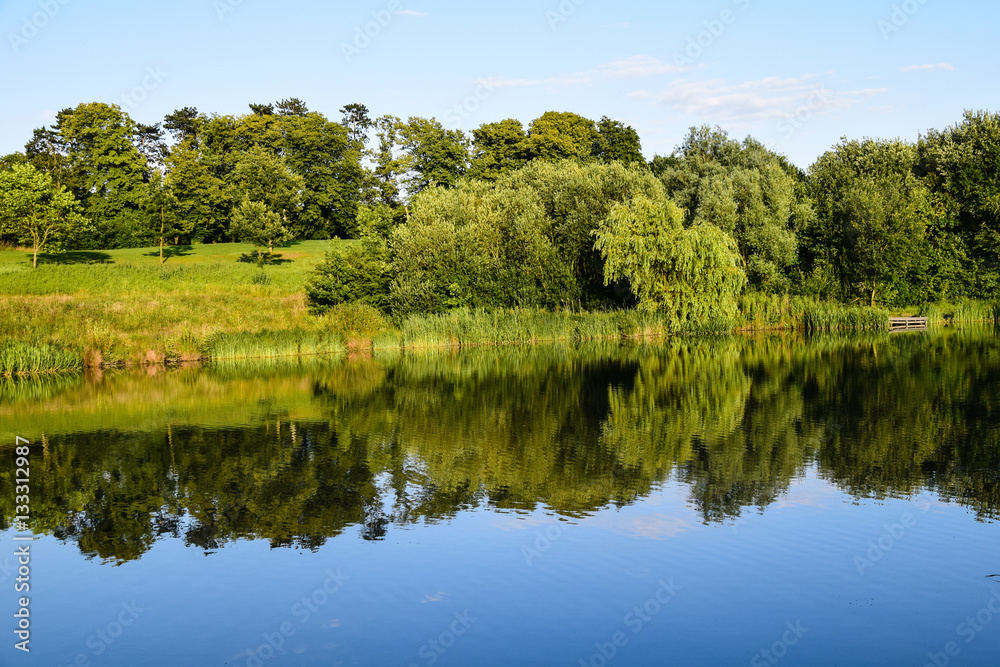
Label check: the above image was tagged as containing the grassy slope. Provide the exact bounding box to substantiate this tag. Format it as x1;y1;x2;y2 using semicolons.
0;240;342;365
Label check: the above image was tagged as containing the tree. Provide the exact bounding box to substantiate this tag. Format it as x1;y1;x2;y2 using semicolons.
467;119;529;181
227;147;303;257
594;195;747;327
593;116;644;165
918;110;1000;292
276;98;309;117
807;138;932;305
654;126;811;292
50;103;150;248
369;115;403;207
279;111;361;239
340;103;374;150
524;111;599;162
229;199;292;261
396;116;470;196
143;171;180;263
164;107;202;146
163;138;228;244
0;164;86;267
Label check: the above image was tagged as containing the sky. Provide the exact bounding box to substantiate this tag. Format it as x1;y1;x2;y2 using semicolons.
0;0;995;168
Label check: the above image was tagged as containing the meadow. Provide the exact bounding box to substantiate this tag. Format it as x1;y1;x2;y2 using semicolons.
0;240;338;372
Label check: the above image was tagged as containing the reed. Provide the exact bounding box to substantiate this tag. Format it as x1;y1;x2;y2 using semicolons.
0;341;83;377
918;299;1000;323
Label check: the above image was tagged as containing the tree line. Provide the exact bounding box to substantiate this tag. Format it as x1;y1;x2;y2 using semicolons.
1;100;998;310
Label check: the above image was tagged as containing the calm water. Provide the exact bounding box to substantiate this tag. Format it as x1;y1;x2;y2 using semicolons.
2;328;999;666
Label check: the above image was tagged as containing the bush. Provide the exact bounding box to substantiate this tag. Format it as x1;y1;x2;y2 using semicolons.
305;239;391;314
323;303;390;344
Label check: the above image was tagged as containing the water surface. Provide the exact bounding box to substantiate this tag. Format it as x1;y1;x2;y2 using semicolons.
2;328;999;665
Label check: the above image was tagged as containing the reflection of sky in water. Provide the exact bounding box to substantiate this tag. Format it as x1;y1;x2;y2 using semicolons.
5;470;998;666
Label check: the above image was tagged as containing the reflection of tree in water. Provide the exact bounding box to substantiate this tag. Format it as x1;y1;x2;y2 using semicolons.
3;328;999;563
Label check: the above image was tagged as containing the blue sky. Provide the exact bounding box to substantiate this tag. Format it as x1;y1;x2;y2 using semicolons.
0;0;995;168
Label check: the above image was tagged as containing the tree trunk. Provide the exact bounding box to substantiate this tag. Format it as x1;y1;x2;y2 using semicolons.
870;287;876;308
32;246;38;269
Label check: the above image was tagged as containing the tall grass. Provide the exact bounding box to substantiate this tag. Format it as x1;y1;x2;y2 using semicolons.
0;341;83;377
918;299;1000;323
735;293;889;332
800;302;889;332
207;329;344;361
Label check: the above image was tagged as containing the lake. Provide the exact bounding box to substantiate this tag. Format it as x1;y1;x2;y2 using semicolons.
2;327;999;666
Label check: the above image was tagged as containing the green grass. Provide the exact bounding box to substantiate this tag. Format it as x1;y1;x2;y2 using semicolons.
0;240;344;366
0;341;82;377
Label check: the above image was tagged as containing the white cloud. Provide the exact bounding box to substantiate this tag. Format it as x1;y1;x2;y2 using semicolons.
900;63;955;72
636;75;888;124
396;9;428;17
548;55;685;85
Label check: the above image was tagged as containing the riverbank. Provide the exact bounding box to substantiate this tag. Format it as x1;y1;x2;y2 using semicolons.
1;242;996;375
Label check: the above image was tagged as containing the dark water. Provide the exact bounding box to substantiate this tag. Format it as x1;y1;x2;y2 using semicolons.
2;328;999;666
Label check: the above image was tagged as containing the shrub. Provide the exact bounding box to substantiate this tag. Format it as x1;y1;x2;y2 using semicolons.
305;238;391;314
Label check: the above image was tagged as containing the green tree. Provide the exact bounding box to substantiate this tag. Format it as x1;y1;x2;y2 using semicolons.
229;199;292;260
807;138;932;305
396;116;470;196
0;163;86;267
593;116;644;165
467;119;529;181
524;111;598;162
163;137;228;244
227;147;303;257
594;195;747;327
654;126;811;292
143;170;180;263
50;103;151;248
279;110;362;239
918;110;1000;292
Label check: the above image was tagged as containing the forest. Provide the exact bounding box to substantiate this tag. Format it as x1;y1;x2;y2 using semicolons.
1;100;999;319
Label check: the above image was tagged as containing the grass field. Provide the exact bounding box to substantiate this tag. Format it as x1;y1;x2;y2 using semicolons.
0;240;342;370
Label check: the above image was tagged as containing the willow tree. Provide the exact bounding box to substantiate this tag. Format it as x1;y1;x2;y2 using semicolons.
594;195;747;328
